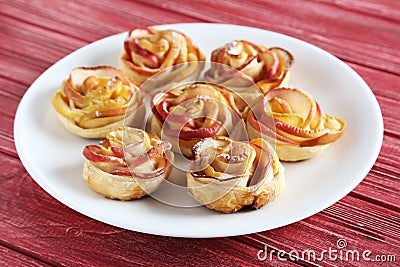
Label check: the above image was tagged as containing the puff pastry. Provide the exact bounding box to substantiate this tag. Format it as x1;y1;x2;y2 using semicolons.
82;127;173;200
52;66;145;138
205;40;293;95
246;87;346;161
120;28;205;87
150;82;243;158
187;137;285;213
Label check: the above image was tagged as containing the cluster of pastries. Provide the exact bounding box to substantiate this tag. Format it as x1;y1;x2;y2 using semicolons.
51;27;346;213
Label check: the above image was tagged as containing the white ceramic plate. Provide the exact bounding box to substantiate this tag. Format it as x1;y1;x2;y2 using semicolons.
14;23;383;238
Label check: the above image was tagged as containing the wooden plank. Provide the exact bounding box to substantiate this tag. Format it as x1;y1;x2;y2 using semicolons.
0;16;87;72
323;197;400;246
376;97;400;138
1;136;398;267
2;149;398;266
138;0;400;75
374;134;400;175
0;0;200;91
0;94;18;157
348;63;400;102
0;246;52;267
236;195;399;267
1;0;199;44
351;166;400;212
1;0;399;266
0;0;399;222
0;153;302;266
326;0;400;23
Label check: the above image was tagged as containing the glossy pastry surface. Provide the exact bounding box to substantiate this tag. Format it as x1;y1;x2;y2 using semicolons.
205;40;293;94
120;28;205;87
246;87;346;161
82;127;173;200
151;82;244;158
187;137;285;213
52;66;145;138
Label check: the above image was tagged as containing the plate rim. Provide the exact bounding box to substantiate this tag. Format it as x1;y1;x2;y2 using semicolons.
14;22;384;238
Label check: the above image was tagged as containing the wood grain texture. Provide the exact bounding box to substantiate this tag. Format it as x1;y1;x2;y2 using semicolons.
0;153;299;267
1;152;398;266
0;246;51;267
236;196;400;267
138;0;400;74
0;0;399;266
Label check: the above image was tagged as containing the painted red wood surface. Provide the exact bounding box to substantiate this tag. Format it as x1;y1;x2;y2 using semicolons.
1;0;399;266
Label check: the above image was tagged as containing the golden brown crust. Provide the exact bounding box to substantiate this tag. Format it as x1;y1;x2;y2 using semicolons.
187;137;285;213
52;66;145;138
55;107;144;139
150;82;243;158
205;40;293;95
246;87;346;161
82;127;173;200
119;28;205;86
83;159;148;200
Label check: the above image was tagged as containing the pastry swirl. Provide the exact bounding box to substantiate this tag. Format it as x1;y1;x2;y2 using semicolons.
205;40;293;94
150;82;243;158
82;127;173;200
187;137;285;213
120;28;205;87
246;87;346;161
52;66;145;138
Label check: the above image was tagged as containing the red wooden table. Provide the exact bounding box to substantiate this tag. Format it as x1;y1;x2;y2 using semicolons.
1;0;399;266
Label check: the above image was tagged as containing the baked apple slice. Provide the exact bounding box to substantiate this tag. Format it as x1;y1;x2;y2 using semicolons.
151;82;244;158
52;66;145;138
246;87;346;161
120;28;205;87
187;136;285;213
205;40;293;94
82;127;173;200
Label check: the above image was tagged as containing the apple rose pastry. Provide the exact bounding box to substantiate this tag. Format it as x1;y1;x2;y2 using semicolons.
246;87;346;161
151;82;243;158
187;137;285;213
52;66;145;138
82;127;173;200
120;28;205;87
205;40;293;94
